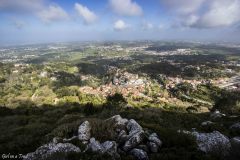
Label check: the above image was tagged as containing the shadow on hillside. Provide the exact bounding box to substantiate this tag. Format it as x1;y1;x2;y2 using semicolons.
0;98;239;160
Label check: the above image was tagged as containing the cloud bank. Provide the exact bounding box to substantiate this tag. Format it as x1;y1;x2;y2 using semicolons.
109;0;142;16
75;3;97;25
38;5;69;23
162;0;240;28
114;20;128;31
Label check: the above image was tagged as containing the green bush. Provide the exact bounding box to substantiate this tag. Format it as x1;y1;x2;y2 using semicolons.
105;93;127;110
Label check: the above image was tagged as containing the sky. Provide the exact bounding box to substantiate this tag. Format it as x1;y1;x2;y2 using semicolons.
1;0;240;44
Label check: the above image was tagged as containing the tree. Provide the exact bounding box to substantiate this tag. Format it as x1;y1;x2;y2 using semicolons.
105;93;127;110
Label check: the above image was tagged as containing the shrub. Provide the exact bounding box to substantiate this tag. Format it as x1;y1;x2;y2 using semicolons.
105;93;127;110
214;90;240;114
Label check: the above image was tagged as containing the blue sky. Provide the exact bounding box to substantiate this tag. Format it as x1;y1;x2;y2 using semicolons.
0;0;240;44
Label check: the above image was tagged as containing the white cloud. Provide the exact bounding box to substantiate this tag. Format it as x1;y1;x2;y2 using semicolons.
161;0;205;15
74;3;97;25
109;0;142;16
193;0;240;28
142;21;153;30
38;5;69;23
163;0;240;29
183;15;199;26
114;20;128;31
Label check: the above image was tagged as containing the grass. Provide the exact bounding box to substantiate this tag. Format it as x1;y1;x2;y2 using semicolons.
1;99;239;160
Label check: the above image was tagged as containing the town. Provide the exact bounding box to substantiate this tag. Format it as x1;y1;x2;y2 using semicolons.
1;41;240;160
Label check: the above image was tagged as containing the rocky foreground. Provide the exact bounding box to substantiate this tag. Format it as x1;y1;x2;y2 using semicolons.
23;113;240;160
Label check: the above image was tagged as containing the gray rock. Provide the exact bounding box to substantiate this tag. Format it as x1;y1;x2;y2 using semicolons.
118;130;128;144
117;148;127;156
129;148;149;160
229;115;239;118
127;119;143;135
147;142;159;153
192;131;231;155
63;136;78;143
102;141;120;159
107;115;128;129
86;138;103;153
53;137;63;144
136;145;149;153
201;121;214;126
123;131;145;151
147;133;162;153
210;110;226;120
86;139;120;159
23;143;81;160
78;121;91;143
230;122;240;132
177;129;191;134
148;133;162;147
231;137;240;148
230;137;240;158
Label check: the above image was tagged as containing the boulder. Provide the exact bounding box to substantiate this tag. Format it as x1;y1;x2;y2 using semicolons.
102;141;120;159
210;110;225;120
147;142;159;153
136;145;149;153
23;116;163;160
123;131;145;151
147;133;162;153
148;133;162;147
231;137;240;148
86;139;120;159
177;129;191;134
117;130;128;144
53;137;63;144
192;131;231;155
129;148;149;160
78;121;91;143
117;148;127;156
63;136;78;143
126;119;143;135
230;137;240;158
86;138;103;153
107;115;128;129
230;122;240;133
201;121;214;127
23;143;81;160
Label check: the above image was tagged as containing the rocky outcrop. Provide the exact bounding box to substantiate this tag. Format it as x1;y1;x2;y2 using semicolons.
85;138;120;158
122;131;145;151
101;141;120;159
192;131;231;155
86;138;103;153
201;121;214;127
107;115;128;129
230;137;240;159
23;142;81;160
24;115;162;160
78;121;91;144
147;133;162;153
129;148;149;160
210;110;226;120
231;137;240;149
127;119;143;135
121;119;145;151
230;122;240;133
63;136;78;143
